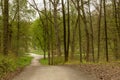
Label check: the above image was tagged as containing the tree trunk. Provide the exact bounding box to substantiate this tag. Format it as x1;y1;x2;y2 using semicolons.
81;0;90;62
88;0;95;62
97;0;102;62
43;0;50;64
53;3;62;56
77;0;82;62
3;0;9;55
66;0;70;60
61;0;68;62
0;0;3;52
103;0;109;62
113;0;120;40
16;0;20;56
49;0;54;65
71;18;78;59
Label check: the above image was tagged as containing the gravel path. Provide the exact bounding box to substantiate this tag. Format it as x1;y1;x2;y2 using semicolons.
12;53;97;80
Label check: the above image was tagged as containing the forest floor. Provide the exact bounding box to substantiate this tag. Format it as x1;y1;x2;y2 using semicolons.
12;53;97;80
77;62;120;80
11;53;120;80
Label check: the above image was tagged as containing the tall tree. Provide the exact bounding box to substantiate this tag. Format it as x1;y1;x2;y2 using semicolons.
3;0;9;55
103;0;109;62
81;0;90;61
30;0;48;59
111;0;119;60
97;0;102;62
76;0;82;62
49;0;54;65
0;0;3;52
16;0;20;55
66;0;70;59
50;0;62;56
61;0;68;62
88;0;95;62
43;0;51;64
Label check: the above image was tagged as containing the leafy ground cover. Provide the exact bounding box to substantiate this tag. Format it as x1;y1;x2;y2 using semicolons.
77;63;120;80
0;54;32;80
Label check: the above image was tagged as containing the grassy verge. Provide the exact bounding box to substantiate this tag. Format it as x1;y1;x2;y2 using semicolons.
40;58;48;65
16;55;32;68
0;54;32;78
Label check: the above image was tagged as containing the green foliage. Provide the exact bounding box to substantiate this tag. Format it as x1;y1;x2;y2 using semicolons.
16;55;32;67
32;50;47;55
40;56;64;65
0;54;32;78
54;56;64;65
40;58;48;65
10;21;31;55
31;19;44;49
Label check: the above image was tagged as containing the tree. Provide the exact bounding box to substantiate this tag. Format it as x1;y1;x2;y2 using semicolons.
3;0;9;55
112;0;120;40
103;0;109;62
16;0;20;55
61;0;68;62
66;0;70;60
50;0;62;56
88;0;95;62
76;0;82;62
0;16;2;52
81;0;90;61
97;0;102;62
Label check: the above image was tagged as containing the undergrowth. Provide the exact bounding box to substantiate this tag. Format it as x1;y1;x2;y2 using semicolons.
0;54;32;78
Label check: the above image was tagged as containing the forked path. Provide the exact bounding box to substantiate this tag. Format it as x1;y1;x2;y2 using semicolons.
12;53;97;80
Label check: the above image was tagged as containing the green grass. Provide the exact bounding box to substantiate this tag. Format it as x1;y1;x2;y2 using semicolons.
40;56;82;65
0;54;32;78
40;58;48;65
39;56;64;65
39;54;120;65
16;55;32;67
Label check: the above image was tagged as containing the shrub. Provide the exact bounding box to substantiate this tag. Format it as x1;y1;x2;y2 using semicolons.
0;54;32;78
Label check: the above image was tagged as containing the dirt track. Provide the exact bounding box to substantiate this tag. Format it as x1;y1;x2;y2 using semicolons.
12;53;97;80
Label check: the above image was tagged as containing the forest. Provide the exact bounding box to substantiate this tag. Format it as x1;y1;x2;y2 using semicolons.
0;0;120;80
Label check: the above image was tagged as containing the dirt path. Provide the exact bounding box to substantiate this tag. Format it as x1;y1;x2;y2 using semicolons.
12;53;97;80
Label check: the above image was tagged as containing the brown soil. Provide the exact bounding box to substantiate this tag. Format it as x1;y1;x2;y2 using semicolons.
77;63;120;80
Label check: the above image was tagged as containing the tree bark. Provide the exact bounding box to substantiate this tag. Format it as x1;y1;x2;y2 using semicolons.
103;0;109;62
61;0;67;62
76;0;82;62
16;0;20;56
81;0;90;62
97;0;102;62
66;0;70;60
88;0;95;62
3;0;9;55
